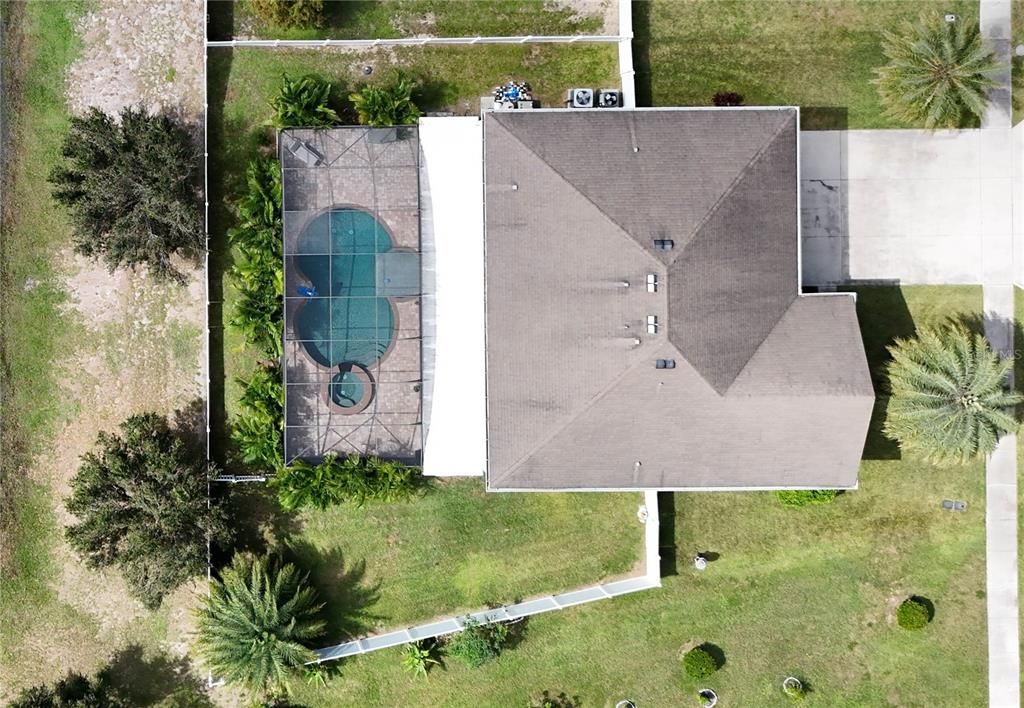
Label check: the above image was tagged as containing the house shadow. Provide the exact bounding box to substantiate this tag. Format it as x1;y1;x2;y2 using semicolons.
657;491;677;577
283;539;383;642
106;644;214;707
631;1;653;107
206;0;233;42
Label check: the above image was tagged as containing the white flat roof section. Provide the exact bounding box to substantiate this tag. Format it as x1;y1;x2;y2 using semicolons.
419;117;486;477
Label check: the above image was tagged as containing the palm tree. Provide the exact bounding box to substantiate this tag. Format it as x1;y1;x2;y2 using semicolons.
350;73;422;127
195;552;326;698
268;74;340;129
874;15;1000;129
884;325;1021;464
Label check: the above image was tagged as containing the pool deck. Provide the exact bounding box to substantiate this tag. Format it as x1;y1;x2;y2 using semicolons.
281;127;423;463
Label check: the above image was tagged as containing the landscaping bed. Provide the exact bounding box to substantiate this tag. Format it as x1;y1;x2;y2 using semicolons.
635;0;977;128
284;286;987;706
229;479;643;643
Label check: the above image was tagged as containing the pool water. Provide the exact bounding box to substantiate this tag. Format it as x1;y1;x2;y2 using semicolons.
294;208;395;368
329;370;365;408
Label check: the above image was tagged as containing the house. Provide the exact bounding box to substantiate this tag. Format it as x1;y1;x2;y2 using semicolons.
480;107;874;490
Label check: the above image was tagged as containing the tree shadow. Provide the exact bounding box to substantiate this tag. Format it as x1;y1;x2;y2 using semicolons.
105;644;214;707
501;616;530;652
631;1;652;107
216;484;303;565
171;397;206;462
698;551;720;563
413;77;459;114
283;539;383;642
657;491;677;577
529;690;581;708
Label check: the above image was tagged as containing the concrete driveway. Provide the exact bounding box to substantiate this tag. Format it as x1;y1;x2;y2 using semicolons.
800;129;1003;286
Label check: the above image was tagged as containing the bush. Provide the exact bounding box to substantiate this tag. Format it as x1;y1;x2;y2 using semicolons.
49;106;202;282
272;454;421;510
712;91;744;106
401;640;441;678
64;413;228;609
350;73;422;127
10;670;127;708
775;489;838;507
896;597;931;630
447;619;510;668
248;0;324;29
683;646;719;680
269;73;339;129
232;364;284;472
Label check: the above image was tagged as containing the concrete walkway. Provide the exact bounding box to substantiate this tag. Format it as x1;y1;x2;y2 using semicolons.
981;1;1020;705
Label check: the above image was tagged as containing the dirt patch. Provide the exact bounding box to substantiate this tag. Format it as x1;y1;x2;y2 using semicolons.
66;0;205;121
549;0;616;35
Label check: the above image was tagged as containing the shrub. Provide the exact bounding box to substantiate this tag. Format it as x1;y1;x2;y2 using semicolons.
775;489;838;507
712;91;744;106
196;552;325;698
683;646;719;680
874;15;999;129
350;73;422;127
248;0;324;29
896;597;931;630
272;454;421;510
447;619;510;668
232;364;284;472
884;325;1021;464
401;640;441;678
49;106;202;282
64;413;227;609
9;670;127;708
269;73;339;129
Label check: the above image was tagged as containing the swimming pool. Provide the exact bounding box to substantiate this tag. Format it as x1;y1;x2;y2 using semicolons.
293;208;395;369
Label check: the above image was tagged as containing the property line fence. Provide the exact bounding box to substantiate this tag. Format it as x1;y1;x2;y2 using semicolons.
311;491;661;663
207;35;624;48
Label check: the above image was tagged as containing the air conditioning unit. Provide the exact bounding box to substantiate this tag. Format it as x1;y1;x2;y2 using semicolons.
567;88;594;108
597;89;620;108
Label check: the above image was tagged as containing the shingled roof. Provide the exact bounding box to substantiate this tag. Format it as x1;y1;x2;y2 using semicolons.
483;108;874;490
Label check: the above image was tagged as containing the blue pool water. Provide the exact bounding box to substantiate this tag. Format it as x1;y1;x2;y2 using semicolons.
294;208;394;368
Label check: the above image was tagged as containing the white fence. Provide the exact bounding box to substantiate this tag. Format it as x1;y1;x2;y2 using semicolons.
312;490;661;664
207;35;623;48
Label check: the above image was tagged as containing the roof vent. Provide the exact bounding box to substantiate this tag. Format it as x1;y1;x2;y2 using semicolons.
653;239;674;251
646;274;658;293
646;315;659;334
655;359;676;369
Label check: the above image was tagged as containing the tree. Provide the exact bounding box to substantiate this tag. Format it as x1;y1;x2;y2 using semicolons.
874;15;1000;129
64;413;227;609
248;0;324;29
884;325;1021;464
269;74;340;129
446;619;509;668
9;670;127;708
195;552;326;698
49;106;202;282
350;73;422;127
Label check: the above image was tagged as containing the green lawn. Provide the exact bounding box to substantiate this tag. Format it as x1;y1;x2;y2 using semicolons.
230;480;643;643
207;43;619;466
224;0;606;41
635;0;977;128
281;286;987;707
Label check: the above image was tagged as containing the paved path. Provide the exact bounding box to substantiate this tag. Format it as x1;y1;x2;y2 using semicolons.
981;1;1020;706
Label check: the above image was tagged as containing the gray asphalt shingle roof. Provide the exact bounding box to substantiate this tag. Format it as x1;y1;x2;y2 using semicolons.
483;108;874;490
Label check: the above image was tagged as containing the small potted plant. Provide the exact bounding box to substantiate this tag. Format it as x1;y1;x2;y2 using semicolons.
782;676;805;700
697;688;718;706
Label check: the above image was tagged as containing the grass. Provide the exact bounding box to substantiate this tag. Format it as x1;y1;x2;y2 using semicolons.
207;43;619;466
225;0;605;41
278;286;987;706
230;480;643;642
634;0;977;128
0;0;86;667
